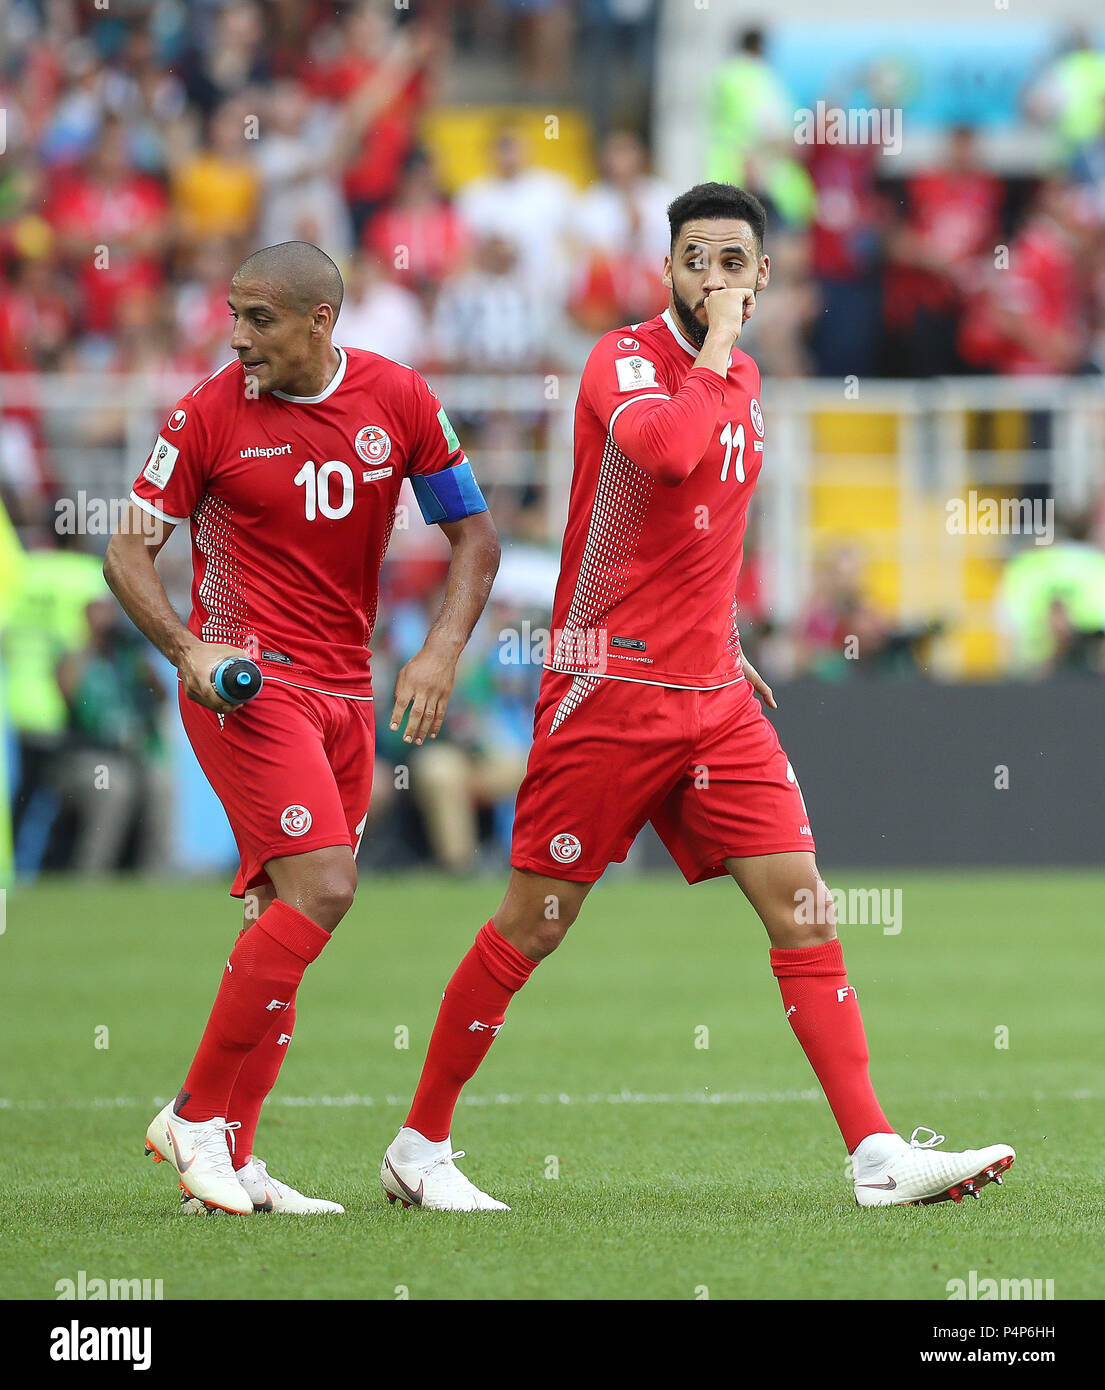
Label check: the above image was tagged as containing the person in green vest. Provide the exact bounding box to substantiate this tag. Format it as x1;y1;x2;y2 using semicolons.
0;498;26;890
2;532;109;875
1025;30;1105;165
996;513;1105;674
707;27;816;229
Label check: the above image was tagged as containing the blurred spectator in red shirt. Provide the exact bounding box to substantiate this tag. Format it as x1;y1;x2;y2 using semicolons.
0;254;75;373
46;115;169;341
884;126;1004;376
797;545;894;678
174;237;240;374
959;180;1096;375
806;140;887;378
306;8;440;239
364;149;469;304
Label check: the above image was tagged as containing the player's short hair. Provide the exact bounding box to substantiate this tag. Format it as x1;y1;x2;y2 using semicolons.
232;242;345;321
668;183;768;255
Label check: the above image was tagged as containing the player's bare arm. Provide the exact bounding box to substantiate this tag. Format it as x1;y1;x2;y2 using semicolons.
103;502;251;715
390;510;501;745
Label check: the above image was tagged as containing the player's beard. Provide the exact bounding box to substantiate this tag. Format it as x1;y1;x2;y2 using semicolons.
670;283;709;349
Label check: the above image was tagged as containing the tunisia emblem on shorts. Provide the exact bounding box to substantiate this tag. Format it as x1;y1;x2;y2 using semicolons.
354;424;392;465
550;832;582;864
280;804;312;837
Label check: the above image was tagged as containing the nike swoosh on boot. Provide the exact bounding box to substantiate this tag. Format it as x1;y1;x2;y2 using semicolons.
385;1157;424;1206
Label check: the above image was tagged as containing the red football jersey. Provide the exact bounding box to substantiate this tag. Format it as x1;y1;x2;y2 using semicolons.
129;346;467;698
547;309;764;688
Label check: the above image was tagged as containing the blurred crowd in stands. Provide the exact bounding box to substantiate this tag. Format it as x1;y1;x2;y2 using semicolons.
1;2;1104;877
709;27;1105;381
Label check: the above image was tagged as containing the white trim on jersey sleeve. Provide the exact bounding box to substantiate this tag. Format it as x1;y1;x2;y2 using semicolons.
608;392;671;434
130;490;189;525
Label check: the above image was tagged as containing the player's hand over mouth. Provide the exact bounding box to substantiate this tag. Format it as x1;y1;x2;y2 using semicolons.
704;286;757;342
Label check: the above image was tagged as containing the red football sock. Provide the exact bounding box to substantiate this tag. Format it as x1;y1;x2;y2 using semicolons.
226;999;296;1169
405;921;538;1142
771;939;894;1153
176;901;328;1123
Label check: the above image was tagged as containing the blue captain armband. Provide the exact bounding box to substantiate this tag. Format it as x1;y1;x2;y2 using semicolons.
409;460;489;524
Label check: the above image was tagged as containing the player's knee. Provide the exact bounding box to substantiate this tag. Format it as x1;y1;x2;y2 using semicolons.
525;918;572;960
307;871;357;931
493;910;573;960
772;876;836;947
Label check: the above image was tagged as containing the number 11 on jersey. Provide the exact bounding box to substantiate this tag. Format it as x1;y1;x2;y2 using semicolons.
719;422;745;483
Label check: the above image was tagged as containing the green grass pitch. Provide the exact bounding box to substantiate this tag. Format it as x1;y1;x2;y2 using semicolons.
1;870;1101;1301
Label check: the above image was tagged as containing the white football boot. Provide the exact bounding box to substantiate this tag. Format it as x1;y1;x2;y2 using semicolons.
853;1127;1015;1207
380;1127;510;1211
144;1102;252;1215
180;1156;345;1215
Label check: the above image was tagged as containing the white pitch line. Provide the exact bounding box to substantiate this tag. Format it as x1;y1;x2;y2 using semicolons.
0;1088;1100;1112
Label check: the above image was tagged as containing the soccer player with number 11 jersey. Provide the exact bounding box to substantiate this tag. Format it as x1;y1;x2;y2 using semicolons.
381;184;1015;1212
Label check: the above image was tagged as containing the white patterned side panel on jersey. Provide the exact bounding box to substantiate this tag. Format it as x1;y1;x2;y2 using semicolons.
549;674;602;735
727;593;742;666
550;434;654;673
195;492;252;648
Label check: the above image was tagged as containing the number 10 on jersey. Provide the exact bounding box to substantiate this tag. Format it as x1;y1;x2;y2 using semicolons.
294;459;355;520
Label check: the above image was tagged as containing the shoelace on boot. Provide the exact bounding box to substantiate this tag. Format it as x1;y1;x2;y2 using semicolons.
195;1119;241;1176
908;1127;946;1150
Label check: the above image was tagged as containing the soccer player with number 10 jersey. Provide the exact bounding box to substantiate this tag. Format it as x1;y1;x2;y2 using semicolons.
105;241;500;1214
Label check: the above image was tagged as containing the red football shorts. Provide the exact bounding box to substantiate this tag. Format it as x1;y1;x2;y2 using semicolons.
178;678;375;898
510;671;816;883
